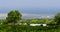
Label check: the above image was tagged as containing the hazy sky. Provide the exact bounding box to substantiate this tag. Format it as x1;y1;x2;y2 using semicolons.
0;0;60;14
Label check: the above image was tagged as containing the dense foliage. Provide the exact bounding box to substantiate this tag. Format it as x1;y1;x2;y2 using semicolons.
0;24;59;32
0;10;60;32
6;10;22;23
54;12;60;25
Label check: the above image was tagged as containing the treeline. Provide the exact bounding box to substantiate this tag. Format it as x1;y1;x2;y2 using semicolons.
0;10;60;32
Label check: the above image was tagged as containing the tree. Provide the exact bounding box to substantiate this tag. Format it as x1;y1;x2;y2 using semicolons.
54;12;60;25
6;10;22;23
39;18;49;24
19;20;26;25
43;18;49;24
47;20;56;27
30;19;39;24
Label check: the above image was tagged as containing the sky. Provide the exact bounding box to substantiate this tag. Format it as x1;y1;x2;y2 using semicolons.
0;0;60;14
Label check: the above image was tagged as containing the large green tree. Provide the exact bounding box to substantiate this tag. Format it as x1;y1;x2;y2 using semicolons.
6;10;22;23
54;12;60;25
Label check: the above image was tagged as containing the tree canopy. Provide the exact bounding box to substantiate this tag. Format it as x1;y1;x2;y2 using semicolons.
54;12;60;25
6;10;22;23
